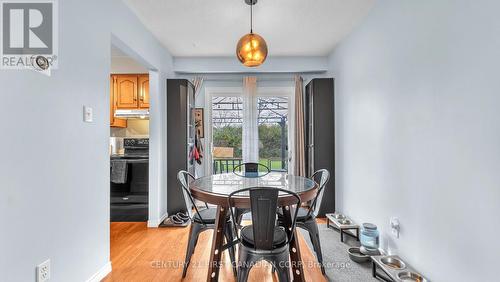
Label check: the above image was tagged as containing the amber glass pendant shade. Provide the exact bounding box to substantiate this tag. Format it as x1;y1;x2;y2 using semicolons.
236;32;268;67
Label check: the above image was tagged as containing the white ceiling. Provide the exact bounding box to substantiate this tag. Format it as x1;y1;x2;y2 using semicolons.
123;0;375;57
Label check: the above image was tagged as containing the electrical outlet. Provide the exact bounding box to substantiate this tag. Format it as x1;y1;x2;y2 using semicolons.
37;259;50;282
390;217;400;238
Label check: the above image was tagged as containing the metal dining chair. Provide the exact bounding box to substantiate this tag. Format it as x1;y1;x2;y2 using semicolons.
278;169;330;275
232;162;271;224
177;170;237;277
233;162;270;175
228;187;301;282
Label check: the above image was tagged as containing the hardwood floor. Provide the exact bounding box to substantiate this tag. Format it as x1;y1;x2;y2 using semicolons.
104;220;327;281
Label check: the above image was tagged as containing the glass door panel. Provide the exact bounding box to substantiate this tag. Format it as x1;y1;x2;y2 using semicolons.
257;97;289;172
211;96;243;174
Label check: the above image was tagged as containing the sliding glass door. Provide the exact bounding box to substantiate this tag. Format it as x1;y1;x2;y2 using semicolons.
211;95;243;173
206;87;294;174
257;96;289;172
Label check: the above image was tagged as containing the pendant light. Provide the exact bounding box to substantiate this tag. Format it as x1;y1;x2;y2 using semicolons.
236;0;268;67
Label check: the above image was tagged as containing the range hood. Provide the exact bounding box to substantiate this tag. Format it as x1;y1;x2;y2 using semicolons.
114;109;149;119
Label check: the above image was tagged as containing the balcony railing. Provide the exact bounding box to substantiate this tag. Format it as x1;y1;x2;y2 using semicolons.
213;158;287;174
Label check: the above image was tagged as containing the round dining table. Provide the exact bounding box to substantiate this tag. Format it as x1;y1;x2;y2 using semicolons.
190;171;318;282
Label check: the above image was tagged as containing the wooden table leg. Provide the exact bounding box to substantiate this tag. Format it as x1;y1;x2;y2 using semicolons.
282;205;306;282
207;205;227;282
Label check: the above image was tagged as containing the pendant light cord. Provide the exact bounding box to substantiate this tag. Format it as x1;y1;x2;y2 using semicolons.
250;1;253;33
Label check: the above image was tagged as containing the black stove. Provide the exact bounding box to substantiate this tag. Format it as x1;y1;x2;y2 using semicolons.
111;138;149;160
111;138;149;222
123;138;149;157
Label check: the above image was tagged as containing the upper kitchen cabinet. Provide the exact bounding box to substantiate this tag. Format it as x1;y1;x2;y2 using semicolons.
111;74;150;110
138;75;150;109
110;76;127;128
115;75;139;109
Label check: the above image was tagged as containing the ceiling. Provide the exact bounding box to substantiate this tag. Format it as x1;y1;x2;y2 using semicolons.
123;0;375;57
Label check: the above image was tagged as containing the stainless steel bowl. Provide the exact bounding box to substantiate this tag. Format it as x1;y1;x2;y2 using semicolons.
339;219;352;225
398;271;429;282
347;247;370;263
380;257;406;270
333;214;346;219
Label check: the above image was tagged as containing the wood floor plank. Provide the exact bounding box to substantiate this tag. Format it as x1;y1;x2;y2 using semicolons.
104;222;327;281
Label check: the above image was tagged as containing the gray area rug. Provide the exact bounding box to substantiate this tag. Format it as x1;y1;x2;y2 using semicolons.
299;224;379;282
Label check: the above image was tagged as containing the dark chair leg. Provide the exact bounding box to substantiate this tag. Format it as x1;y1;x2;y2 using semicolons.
307;229;319;254
272;251;291;282
299;219;326;275
224;221;237;277
239;244;291;282
237;247;251;282
182;222;204;278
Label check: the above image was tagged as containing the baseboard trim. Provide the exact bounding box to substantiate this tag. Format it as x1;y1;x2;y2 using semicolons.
147;212;169;228
86;261;111;282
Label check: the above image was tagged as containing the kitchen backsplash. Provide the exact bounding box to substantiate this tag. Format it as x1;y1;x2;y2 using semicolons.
111;119;149;137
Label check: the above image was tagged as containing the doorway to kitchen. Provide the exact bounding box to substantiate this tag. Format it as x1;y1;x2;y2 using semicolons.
205;86;295;174
109;44;151;222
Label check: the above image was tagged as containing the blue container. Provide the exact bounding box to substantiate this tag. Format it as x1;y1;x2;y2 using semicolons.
360;223;379;251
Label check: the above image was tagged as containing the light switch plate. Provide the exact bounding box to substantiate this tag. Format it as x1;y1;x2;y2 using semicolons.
83;106;93;122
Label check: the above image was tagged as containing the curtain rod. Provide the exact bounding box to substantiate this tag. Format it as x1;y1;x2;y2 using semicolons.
199;77;296;82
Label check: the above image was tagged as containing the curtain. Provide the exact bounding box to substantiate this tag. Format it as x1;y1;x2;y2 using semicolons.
242;76;259;163
294;75;306;176
192;76;204;97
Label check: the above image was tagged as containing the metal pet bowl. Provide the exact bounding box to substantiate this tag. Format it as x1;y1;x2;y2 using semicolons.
380;257;406;270
398;271;429;282
360;246;381;256
347;247;370;263
333;213;346;219
338;219;352;225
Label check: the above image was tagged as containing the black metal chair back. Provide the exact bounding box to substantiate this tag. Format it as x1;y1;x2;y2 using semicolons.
228;187;301;250
177;170;208;224
233;162;270;175
306;169;330;218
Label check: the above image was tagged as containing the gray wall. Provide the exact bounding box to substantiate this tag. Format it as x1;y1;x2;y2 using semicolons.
328;1;500;281
0;0;173;281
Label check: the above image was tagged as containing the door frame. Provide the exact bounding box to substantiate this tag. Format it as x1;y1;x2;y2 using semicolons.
204;87;243;175
205;86;295;175
256;87;296;173
110;35;165;227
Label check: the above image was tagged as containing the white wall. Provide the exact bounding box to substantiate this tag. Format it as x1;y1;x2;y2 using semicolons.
0;0;173;281
110;56;148;73
328;1;500;281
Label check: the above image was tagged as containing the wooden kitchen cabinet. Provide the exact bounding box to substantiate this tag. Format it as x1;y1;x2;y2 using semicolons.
138;75;150;109
115;75;139;109
110;74;149;127
110;76;127;128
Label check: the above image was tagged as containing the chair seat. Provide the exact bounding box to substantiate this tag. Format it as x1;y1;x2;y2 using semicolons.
192;208;217;224
240;225;287;248
278;207;313;221
192;207;230;224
